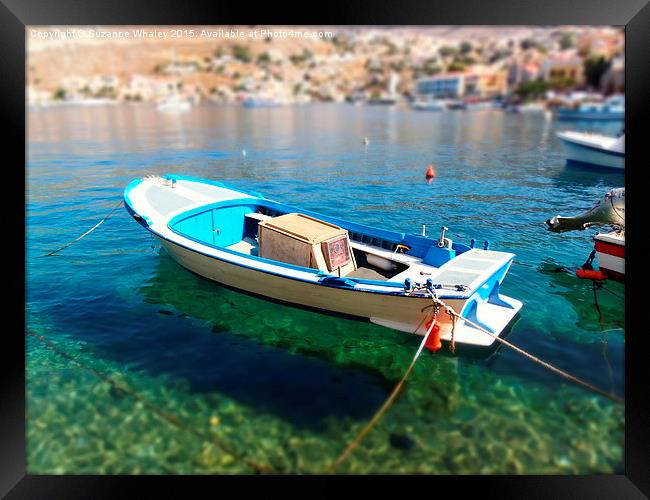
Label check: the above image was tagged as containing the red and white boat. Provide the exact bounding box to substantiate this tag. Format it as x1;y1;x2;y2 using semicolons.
592;231;624;282
546;188;624;282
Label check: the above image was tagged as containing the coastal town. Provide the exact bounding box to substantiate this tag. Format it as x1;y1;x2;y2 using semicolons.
27;26;624;110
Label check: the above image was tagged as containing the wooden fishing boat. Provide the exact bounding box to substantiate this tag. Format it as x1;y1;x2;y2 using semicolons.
124;174;523;351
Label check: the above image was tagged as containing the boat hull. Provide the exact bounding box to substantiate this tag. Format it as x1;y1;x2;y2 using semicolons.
594;233;625;282
559;138;624;170
157;236;521;348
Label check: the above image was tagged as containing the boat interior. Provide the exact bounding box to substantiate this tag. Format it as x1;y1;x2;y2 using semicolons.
167;199;509;289
170;202;418;280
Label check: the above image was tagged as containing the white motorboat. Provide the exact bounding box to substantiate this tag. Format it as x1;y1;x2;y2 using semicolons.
157;94;193;112
242;97;286;108
464;101;498;111
411;99;446;111
556;131;624;170
516;102;547;113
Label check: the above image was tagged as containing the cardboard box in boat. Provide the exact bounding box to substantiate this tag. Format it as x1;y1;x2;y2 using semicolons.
258;213;356;275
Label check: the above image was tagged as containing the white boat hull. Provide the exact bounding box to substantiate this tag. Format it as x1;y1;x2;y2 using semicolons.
557;132;624;170
159;236;521;348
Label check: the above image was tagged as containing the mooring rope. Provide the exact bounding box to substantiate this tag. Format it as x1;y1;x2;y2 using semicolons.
327;288;623;474
43;199;124;256
326;312;438;474
592;280;604;323
422;291;623;404
27;331;276;474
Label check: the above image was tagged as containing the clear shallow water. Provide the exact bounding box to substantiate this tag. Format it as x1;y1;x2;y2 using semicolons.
27;103;624;474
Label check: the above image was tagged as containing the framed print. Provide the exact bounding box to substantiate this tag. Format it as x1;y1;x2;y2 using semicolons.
3;0;648;497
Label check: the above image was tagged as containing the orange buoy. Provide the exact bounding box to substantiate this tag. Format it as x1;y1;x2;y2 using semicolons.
424;318;442;352
425;164;436;179
576;268;607;281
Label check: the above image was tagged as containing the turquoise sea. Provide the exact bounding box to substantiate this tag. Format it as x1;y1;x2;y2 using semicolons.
26;103;624;474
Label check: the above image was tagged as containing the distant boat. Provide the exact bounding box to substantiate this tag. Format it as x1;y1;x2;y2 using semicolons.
446;99;466;110
68;97;118;107
242;97;285;108
555;95;624;121
124;174;523;351
366;98;397;106
515;102;546;113
157;94;193;112
346;95;364;106
411;99;446;111
557;130;624;170
464;101;498;111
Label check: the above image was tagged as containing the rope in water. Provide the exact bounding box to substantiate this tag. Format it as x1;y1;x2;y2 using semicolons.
27;331;276;474
327;288;623;474
43;199;124;256
326;312;438;474
423;291;623;404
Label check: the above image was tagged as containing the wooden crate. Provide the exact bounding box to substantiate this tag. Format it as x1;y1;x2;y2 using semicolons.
258;213;356;275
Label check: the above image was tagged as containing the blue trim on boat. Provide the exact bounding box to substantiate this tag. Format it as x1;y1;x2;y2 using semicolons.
123;178;142;210
124;201;150;229
168;198;261;226
123;178;154;226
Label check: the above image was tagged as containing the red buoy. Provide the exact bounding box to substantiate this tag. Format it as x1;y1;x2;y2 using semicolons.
425;164;436;179
576;268;607;281
424;318;442;352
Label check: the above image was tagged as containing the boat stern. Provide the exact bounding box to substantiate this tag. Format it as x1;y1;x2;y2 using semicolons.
437;251;522;348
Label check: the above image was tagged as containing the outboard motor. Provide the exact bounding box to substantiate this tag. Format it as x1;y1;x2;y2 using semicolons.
546;188;624;233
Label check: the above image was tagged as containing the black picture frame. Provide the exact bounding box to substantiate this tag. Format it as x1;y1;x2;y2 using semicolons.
4;0;648;497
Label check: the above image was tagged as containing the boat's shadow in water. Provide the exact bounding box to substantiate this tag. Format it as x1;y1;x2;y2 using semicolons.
550;161;624;189
92;256;461;431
